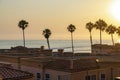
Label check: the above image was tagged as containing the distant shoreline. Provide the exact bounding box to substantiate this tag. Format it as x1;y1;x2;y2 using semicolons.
0;40;113;53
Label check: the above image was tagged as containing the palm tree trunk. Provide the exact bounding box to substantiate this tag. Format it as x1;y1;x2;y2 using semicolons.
100;29;102;53
71;32;74;53
111;34;114;46
23;29;25;47
90;32;92;53
100;29;102;45
47;38;50;50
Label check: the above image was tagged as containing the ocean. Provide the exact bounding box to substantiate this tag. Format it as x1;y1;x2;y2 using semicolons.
0;39;112;53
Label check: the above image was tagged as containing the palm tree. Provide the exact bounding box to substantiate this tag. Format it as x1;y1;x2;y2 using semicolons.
95;19;107;45
42;29;51;50
106;24;116;45
67;24;76;53
86;22;94;52
18;20;28;47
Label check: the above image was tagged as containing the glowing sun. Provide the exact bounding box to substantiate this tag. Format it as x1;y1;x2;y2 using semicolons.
110;0;120;21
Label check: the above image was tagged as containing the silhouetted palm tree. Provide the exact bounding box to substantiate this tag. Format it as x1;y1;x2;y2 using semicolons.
95;19;107;45
67;24;76;53
42;29;51;50
86;22;94;52
106;24;116;45
18;20;28;47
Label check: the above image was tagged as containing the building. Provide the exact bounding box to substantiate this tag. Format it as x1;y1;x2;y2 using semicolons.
0;46;120;80
92;43;120;55
0;53;120;80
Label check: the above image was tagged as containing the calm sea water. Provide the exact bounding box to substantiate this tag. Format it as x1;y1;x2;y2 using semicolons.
0;40;112;53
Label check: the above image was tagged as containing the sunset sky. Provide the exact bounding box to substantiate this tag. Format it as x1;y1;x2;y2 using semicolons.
1;0;120;41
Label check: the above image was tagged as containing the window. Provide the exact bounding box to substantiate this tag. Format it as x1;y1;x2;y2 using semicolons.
58;75;60;80
45;74;50;80
101;74;105;80
37;73;41;80
85;75;96;80
85;75;90;80
91;75;96;80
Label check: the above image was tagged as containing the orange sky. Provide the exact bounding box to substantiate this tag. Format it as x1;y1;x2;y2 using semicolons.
0;0;120;41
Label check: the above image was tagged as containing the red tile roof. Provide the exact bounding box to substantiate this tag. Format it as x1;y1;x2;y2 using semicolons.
0;67;33;80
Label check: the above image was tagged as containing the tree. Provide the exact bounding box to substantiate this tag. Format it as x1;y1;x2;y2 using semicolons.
95;19;107;45
106;24;116;45
42;29;51;50
67;24;76;53
18;20;28;47
86;22;94;52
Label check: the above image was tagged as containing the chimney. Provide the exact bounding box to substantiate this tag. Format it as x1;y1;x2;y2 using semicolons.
58;49;64;54
40;46;44;52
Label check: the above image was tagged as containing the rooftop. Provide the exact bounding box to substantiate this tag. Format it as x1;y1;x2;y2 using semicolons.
22;57;99;73
0;67;33;80
0;63;33;80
